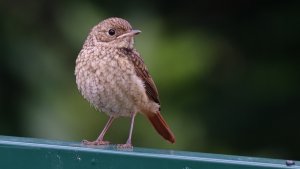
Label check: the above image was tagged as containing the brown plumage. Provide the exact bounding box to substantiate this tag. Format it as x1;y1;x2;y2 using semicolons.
75;17;175;148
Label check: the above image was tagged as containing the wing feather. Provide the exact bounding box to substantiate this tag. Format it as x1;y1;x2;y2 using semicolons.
119;48;160;105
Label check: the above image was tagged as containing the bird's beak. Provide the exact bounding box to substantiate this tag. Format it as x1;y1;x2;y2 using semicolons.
117;30;141;39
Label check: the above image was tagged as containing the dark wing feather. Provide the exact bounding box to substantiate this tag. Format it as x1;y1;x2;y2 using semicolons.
121;48;160;105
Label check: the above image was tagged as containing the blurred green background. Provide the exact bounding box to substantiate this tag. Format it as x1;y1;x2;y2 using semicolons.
0;0;299;159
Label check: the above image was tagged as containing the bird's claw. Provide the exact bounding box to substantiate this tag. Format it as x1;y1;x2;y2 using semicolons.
117;143;133;149
82;139;110;145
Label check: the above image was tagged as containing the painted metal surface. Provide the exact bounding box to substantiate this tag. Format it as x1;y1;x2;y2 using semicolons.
0;136;298;169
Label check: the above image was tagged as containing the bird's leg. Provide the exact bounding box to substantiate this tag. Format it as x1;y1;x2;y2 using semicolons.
118;112;136;149
82;116;115;145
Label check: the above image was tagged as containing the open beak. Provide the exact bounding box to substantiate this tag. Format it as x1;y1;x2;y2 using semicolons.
117;29;141;39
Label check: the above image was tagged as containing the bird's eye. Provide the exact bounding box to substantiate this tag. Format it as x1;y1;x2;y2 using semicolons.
108;29;115;36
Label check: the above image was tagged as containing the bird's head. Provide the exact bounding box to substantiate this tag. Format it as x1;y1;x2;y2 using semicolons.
87;17;141;49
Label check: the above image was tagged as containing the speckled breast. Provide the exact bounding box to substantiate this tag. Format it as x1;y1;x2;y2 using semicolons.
75;47;148;117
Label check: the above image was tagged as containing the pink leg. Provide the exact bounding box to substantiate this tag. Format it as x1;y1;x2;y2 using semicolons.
118;112;136;149
82;116;115;145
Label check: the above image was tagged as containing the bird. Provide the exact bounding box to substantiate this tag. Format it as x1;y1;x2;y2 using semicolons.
75;17;175;148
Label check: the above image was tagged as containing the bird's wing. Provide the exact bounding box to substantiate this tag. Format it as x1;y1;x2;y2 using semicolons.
123;48;160;105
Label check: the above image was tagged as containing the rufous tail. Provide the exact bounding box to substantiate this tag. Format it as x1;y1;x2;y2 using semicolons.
146;112;175;143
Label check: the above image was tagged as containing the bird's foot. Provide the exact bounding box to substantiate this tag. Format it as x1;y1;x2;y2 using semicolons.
82;139;110;146
117;143;133;149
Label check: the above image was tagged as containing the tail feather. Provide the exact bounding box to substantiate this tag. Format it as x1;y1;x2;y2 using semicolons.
146;112;175;143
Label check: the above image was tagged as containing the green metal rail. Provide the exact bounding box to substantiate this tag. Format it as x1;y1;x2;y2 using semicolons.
0;136;298;169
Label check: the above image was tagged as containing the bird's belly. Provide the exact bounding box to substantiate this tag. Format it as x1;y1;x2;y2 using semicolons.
76;56;147;117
